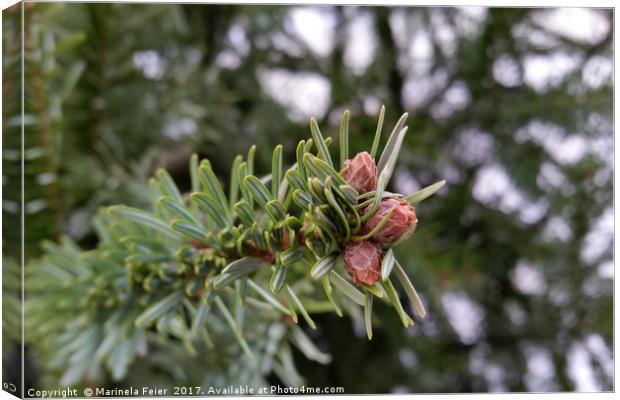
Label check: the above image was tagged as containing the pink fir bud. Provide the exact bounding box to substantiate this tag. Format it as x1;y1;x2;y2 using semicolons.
343;240;382;285
363;198;417;245
340;151;377;194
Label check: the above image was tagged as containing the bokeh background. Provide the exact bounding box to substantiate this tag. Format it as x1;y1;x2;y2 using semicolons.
3;2;613;393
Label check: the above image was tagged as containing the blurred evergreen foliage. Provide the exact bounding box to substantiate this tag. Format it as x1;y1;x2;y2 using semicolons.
2;2;613;393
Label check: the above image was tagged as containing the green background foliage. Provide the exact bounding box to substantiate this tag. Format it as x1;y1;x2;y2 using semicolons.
3;2;613;393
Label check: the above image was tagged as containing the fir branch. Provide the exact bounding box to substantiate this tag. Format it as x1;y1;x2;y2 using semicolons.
26;109;445;384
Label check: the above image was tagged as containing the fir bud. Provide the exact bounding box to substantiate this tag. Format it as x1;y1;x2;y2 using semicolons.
343;240;382;285
340;151;377;194
363;198;417;245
